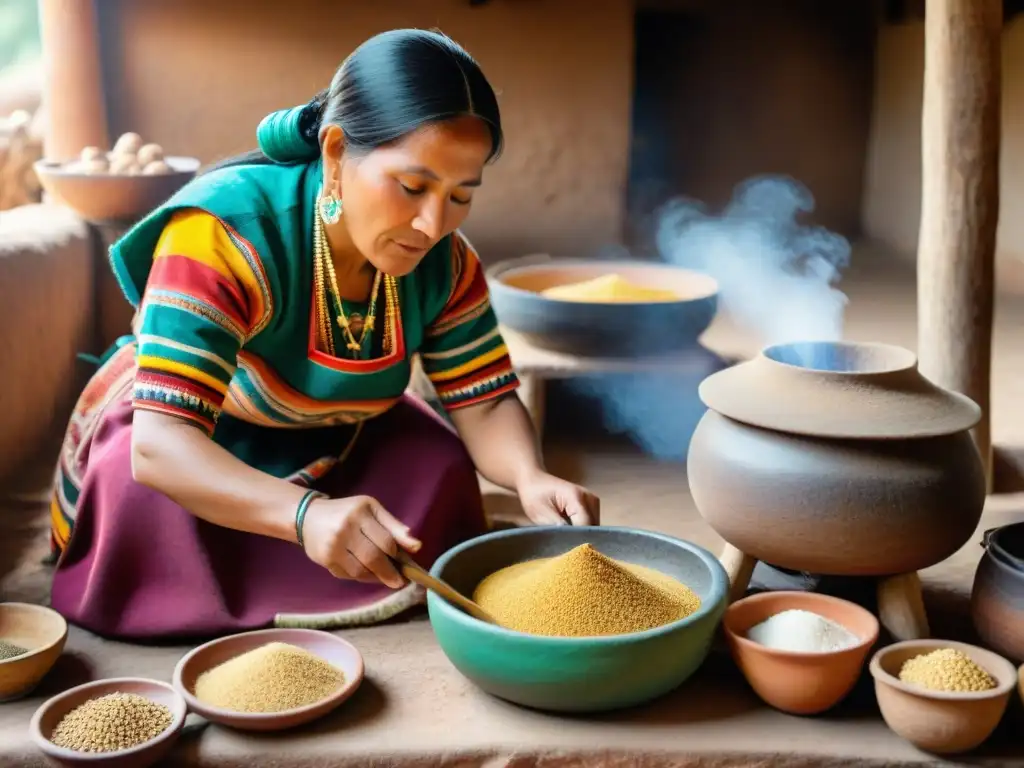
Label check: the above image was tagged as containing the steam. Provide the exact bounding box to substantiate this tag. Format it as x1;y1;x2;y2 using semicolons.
655;175;850;346
567;175;851;462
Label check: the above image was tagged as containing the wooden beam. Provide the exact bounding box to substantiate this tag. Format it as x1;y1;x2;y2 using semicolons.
917;0;1001;492
38;0;109;161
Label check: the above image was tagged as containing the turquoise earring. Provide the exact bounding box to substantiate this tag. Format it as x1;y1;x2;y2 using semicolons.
319;191;343;225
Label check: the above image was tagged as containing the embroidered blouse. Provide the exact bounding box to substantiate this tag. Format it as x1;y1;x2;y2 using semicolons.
133;208;519;438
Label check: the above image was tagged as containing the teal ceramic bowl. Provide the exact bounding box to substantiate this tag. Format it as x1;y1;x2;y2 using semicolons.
426;526;729;713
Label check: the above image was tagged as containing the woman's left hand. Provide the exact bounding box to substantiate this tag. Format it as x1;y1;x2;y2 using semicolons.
516;470;600;527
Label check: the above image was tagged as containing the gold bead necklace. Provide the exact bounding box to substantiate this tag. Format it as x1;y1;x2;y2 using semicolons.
312;197;399;359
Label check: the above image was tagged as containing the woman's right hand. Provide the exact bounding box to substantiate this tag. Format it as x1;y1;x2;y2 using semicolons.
300;495;422;589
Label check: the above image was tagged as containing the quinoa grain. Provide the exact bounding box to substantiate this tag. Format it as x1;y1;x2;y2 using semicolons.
51;693;173;753
194;642;344;713
898;648;997;693
0;640;27;661
473;543;701;637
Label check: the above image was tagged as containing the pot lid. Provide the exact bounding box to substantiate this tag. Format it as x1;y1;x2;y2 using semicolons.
699;341;981;440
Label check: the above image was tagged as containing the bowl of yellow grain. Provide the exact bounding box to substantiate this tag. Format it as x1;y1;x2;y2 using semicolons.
486;255;719;358
171;628;364;731
870;639;1018;755
0;602;68;702
426;525;729;713
30;677;187;767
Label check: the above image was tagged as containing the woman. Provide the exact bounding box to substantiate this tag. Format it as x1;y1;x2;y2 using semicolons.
49;29;600;641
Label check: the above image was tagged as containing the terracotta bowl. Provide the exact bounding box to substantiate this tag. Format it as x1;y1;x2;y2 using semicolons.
172;628;364;732
971;522;1024;664
486;255;719;357
870;639;1017;754
0;602;68;702
29;677;187;768
722;591;879;716
34;156;200;225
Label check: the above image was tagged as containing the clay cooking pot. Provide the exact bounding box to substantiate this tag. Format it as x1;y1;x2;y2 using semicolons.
971;522;1024;664
687;341;986;576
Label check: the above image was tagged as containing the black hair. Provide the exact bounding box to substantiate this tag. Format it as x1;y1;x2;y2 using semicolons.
203;29;502;174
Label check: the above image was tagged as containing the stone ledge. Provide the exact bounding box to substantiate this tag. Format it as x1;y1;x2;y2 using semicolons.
0;204;95;484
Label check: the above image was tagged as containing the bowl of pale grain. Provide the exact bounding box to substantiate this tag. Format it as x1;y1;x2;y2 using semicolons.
426;525;729;713
0;602;68;702
30;677;187;767
722;591;879;716
172;628;364;731
870;639;1017;754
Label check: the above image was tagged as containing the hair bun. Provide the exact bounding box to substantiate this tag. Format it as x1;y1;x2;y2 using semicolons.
256;105;320;164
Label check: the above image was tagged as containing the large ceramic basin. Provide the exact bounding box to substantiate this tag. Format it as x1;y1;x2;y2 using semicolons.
486;256;719;357
426;525;728;713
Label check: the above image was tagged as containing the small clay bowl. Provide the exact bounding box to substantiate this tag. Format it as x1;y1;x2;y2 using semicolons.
722;591;879;716
0;602;68;702
870;639;1017;754
172;628;364;732
29;677;187;768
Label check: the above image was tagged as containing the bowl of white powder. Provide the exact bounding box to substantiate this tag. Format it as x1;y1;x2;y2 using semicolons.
722;591;879;715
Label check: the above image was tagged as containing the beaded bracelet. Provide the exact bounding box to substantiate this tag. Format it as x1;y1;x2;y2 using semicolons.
295;490;327;550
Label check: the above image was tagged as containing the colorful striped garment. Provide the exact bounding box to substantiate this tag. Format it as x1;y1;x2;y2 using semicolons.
50;158;519;555
132;209;517;433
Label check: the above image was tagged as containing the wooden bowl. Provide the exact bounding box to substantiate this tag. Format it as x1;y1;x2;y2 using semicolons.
427;525;729;713
172;628;364;732
722;591;879;715
29;677;187;768
0;602;68;702
870;639;1017;754
34;156;200;225
486;255;718;357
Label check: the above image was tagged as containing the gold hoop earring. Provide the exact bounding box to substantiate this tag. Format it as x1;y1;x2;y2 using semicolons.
319;190;343;225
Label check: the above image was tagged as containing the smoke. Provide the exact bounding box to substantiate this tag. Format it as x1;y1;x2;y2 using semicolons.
655;175;851;346
567;175;851;462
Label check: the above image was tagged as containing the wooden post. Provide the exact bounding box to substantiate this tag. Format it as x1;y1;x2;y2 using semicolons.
917;0;1002;493
38;0;109;161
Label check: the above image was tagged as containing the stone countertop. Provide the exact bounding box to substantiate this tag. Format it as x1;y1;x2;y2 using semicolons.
0;614;1020;768
2;478;1023;768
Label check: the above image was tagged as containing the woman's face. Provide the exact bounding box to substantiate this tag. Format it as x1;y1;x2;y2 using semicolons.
321;116;492;276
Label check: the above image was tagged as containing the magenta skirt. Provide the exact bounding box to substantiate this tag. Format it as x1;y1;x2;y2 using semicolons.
50;387;488;641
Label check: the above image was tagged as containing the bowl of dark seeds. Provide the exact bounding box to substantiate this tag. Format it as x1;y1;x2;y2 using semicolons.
0;602;68;701
30;677;187;767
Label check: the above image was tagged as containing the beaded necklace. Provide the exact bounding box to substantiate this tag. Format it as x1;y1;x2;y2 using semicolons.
312;197;399;358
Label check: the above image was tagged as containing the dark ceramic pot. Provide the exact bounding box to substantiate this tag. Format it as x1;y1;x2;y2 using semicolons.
971;522;1024;664
486;255;718;357
687;341;986;577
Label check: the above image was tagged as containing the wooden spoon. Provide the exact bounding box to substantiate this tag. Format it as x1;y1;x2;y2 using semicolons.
391;551;497;625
